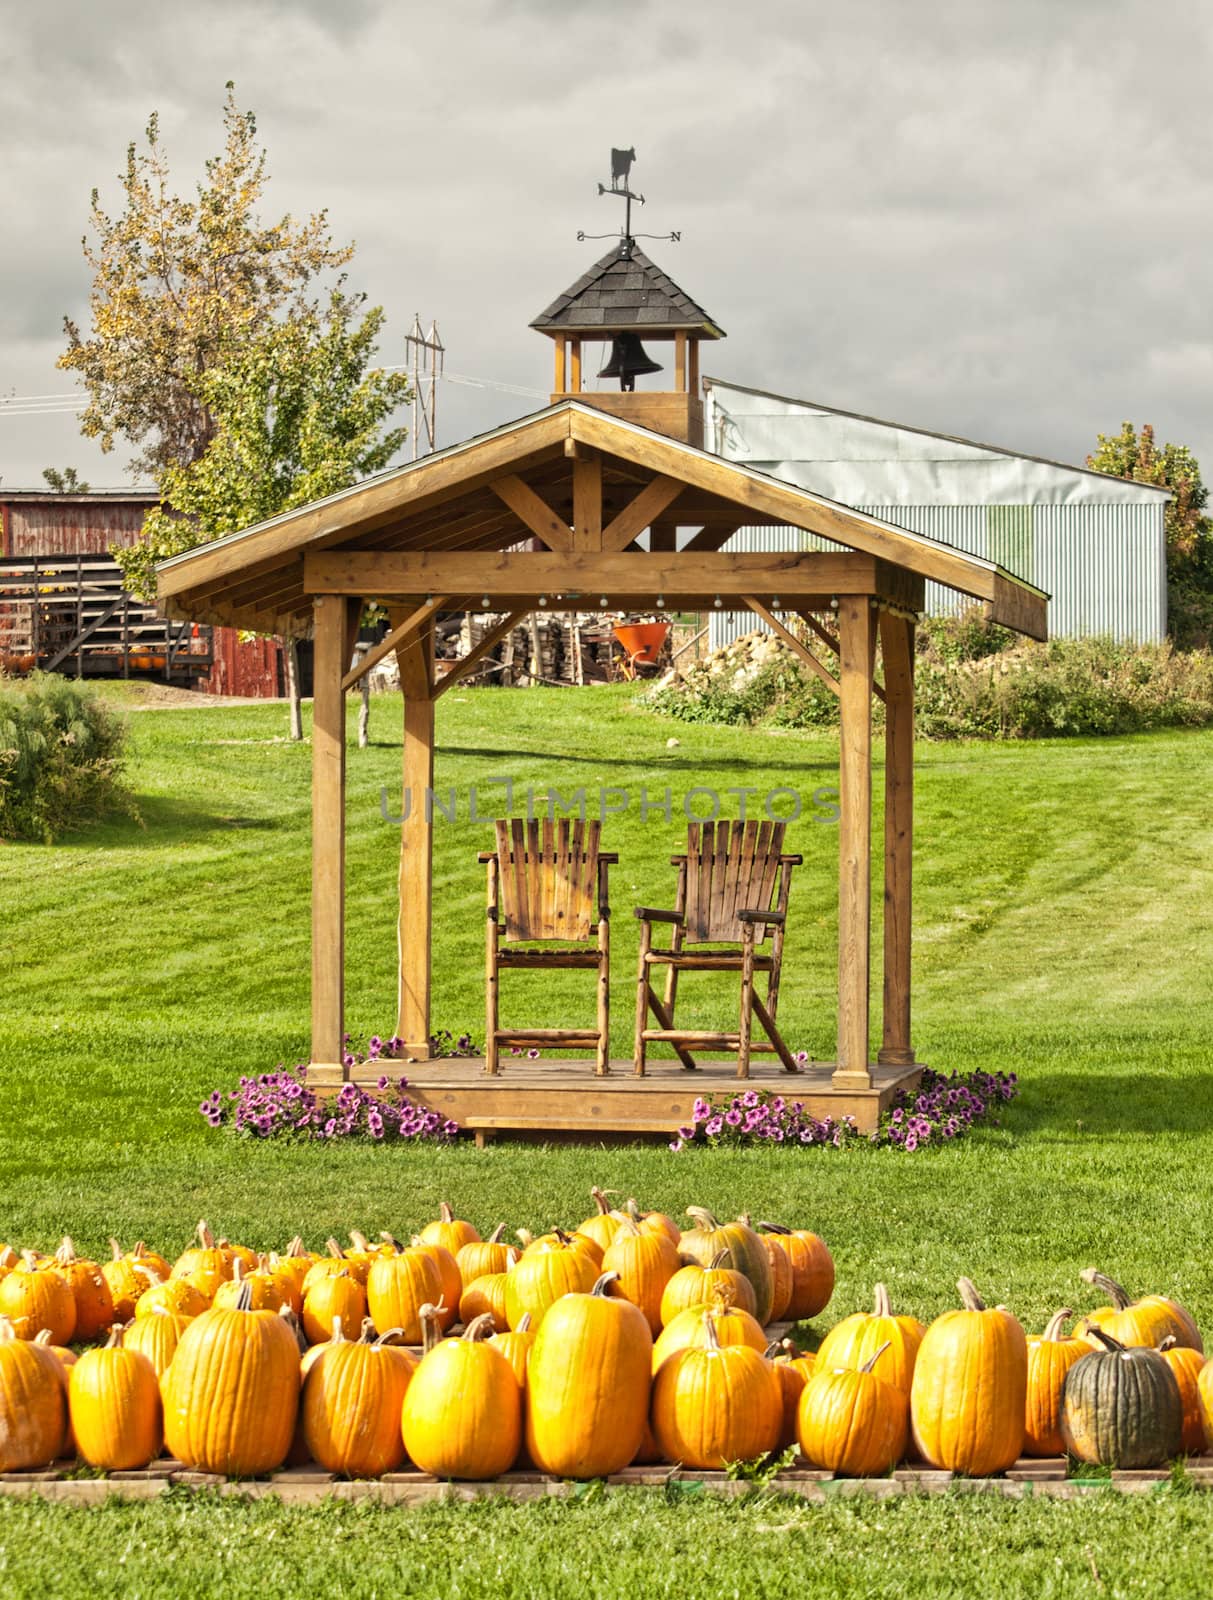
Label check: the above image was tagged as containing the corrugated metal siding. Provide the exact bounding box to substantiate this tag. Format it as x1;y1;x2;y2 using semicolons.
205;631;283;699
708;503;1165;648
2;501;150;557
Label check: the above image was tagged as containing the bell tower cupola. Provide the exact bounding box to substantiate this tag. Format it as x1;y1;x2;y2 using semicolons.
529;148;725;446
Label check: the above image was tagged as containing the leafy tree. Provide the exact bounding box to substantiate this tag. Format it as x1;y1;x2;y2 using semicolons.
1088;422;1213;647
41;467;90;493
60;83;353;477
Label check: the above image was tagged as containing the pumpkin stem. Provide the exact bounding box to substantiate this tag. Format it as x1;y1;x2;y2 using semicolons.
590;1187;616;1216
34;1329;54;1346
325;1237;346;1259
330;1315;346;1342
756;1219;791;1236
285;1235;308;1258
708;1248;734;1270
196;1220;215;1249
20;1249;37;1269
234;1279;254;1312
1157;1335;1178;1352
613;1216;642;1239
859;1339;892;1375
56;1237;77;1266
463;1313;496;1342
379;1232;404;1253
418;1302;444;1354
487;1222;507;1245
516;1312;532;1334
516;1229;534;1248
703;1310;723;1354
686;1206;721;1232
232;1259;245;1282
552;1228;575;1246
0;1317;14;1342
1041;1308;1074;1342
357;1317;378;1344
1087;1325;1128;1353
872;1283;892;1317
374;1327;405;1347
1080;1269;1132;1310
105;1326;123;1350
957;1278;987;1312
439;1202;455;1224
591;1271;620;1298
624;1199;643;1224
109;1238;123;1262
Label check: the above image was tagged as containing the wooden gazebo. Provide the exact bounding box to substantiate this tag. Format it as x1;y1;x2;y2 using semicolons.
157;234;1046;1139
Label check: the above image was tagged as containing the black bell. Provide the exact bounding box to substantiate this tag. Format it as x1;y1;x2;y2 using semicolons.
598;332;663;392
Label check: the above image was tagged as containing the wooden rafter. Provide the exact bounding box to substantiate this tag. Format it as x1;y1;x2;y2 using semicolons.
432;610;527;699
341;596;449;692
490;476;573;553
790;607;886;704
741;595;840;700
601;475;684;551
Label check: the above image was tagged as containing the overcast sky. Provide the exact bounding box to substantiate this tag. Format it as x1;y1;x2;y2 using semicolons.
2;0;1211;489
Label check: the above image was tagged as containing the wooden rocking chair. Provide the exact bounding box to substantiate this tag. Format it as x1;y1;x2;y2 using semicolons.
633;820;801;1078
481;819;617;1077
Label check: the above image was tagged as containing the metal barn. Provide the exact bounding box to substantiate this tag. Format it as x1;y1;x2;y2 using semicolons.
704;380;1171;648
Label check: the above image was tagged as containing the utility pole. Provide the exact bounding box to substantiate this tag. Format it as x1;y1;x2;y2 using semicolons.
404;315;444;459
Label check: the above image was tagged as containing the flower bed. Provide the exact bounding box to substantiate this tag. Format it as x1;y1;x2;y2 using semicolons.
669;1068;1019;1153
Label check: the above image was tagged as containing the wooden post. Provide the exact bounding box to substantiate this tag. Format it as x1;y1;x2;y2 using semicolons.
649;517;676;555
572;452;602;551
554;335;567;393
688;337;700;397
569;339;582;394
878;611;916;1065
674;331;687;392
393;603;435;1058
311;593;350;1078
833;596;874;1090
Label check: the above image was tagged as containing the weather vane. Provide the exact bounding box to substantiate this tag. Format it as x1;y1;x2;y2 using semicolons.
577;148;681;256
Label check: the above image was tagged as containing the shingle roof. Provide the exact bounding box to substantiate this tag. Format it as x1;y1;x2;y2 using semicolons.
530;244;725;337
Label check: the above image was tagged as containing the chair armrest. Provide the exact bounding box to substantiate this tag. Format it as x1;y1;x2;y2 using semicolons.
669;854;688;867
778;854;803;866
599;852;621;864
477;852;497;863
738;907;785;925
634;907;686;926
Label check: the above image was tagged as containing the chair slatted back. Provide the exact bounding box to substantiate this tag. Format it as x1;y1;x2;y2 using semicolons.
495;818;601;943
682;820;786;943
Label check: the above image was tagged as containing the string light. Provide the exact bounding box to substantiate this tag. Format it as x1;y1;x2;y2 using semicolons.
713;596;723;609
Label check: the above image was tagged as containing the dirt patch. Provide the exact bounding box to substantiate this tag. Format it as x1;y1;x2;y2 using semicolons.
93;681;276;710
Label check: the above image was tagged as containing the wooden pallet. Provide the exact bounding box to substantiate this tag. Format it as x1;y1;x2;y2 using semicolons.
323;1056;925;1141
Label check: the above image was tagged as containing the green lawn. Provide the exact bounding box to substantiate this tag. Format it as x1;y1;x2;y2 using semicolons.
2;684;1212;1590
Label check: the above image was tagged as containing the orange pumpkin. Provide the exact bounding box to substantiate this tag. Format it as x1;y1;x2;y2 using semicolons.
0;1318;66;1471
102;1241;165;1322
162;1280;300;1475
1080;1269;1203;1354
518;1228;604;1267
761;1234;794;1323
302;1269;366;1345
33;1329;76;1458
489;1313;535;1390
53;1238;115;1343
1024;1309;1087;1457
679;1209;773;1325
302;1239;371;1293
910;1278;1027;1476
366;1246;443;1344
651;1311;782;1469
456;1225;518;1285
123;1310;190;1379
171;1221;233;1305
1198;1356;1213;1451
0;1251;77;1344
69;1327;162;1471
757;1222;835;1321
135;1277;208;1322
576;1188;624;1254
459;1272;511;1334
214;1258;287;1315
620;1198;681;1248
267;1237;315;1306
526;1272;652;1479
660;1250;757;1328
814;1284;925;1396
505;1234;598;1330
218;1239;259;1276
768;1339;816;1449
403;1308;521;1479
601;1217;680;1335
1158;1337;1208;1455
419;1202;480;1256
409;1237;461;1332
302;1317;414;1477
798;1341;909;1476
652;1286;768;1373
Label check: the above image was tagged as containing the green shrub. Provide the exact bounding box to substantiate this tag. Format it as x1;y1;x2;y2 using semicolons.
0;675;136;842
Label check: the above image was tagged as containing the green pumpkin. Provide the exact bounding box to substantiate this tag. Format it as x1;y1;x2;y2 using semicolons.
678;1209;773;1325
1060;1328;1183;1468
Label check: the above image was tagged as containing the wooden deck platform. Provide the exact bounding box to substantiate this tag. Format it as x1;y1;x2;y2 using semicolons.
327;1056;924;1142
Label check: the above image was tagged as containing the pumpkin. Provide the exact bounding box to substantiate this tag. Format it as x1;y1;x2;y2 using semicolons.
456;1224;518;1285
403;1307;522;1479
0;1317;66;1472
69;1327;161;1470
620;1198;681;1248
136;1277;208;1322
630;1417;665;1465
1079;1269;1203;1354
679;1209;773;1325
651;1309;782;1470
1156;1337;1207;1456
1023;1309;1088;1457
0;1251;77;1344
302;1238;371;1293
1061;1327;1183;1467
123;1309;190;1379
33;1330;76;1458
798;1340;909;1476
814;1284;926;1396
219;1238;259;1276
366;1246;443;1344
419;1202;481;1256
302;1269;367;1345
53;1238;114;1343
490;1313;535;1389
660;1250;757;1328
577;1188;624;1254
171;1221;233;1305
460;1272;510;1333
347;1230;395;1263
162;1279;300;1475
214;1258;287;1315
652;1285;768;1373
302;1316;413;1477
768;1339;816;1450
409;1237;462;1332
102;1242;167;1322
268;1237;314;1306
757;1222;835;1321
505;1234;598;1330
909;1278;1027;1476
601;1216;680;1335
1199;1357;1213;1451
760;1232;794;1323
518;1228;604;1268
0;1245;16;1280
526;1271;652;1479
